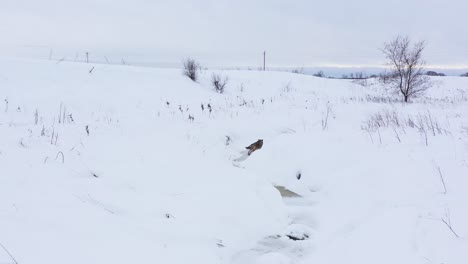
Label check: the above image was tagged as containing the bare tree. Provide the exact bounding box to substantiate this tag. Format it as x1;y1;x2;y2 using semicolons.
183;58;200;82
382;36;431;102
313;70;325;78
211;73;228;93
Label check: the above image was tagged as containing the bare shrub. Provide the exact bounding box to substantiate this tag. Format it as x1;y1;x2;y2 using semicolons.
363;110;401;130
382;36;431;102
211;73;228;93
363;110;443;133
378;71;396;84
183;58;200;82
352;78;368;87
283;82;293;92
362;109;448;145
291;68;304;74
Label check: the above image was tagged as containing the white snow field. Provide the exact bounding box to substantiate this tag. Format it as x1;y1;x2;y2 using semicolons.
1;59;467;264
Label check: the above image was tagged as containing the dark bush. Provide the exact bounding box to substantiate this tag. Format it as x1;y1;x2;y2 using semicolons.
211;73;228;94
183;58;200;82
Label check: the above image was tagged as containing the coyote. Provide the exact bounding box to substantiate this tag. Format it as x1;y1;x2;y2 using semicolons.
246;139;263;155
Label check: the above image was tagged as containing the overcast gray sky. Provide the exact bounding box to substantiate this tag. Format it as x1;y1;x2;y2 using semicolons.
1;0;467;68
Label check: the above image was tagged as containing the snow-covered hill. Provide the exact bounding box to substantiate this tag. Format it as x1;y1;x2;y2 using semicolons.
1;59;467;264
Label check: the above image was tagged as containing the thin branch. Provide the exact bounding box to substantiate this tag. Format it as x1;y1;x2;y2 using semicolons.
0;241;18;264
55;151;65;164
437;167;447;194
441;218;460;238
392;126;401;142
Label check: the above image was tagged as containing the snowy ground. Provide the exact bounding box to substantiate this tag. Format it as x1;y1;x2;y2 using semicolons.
1;59;467;264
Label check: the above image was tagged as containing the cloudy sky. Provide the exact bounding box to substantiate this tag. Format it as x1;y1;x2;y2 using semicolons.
1;0;467;68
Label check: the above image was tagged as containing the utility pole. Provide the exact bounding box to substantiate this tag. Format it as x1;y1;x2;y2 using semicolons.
263;51;266;71
86;52;89;63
